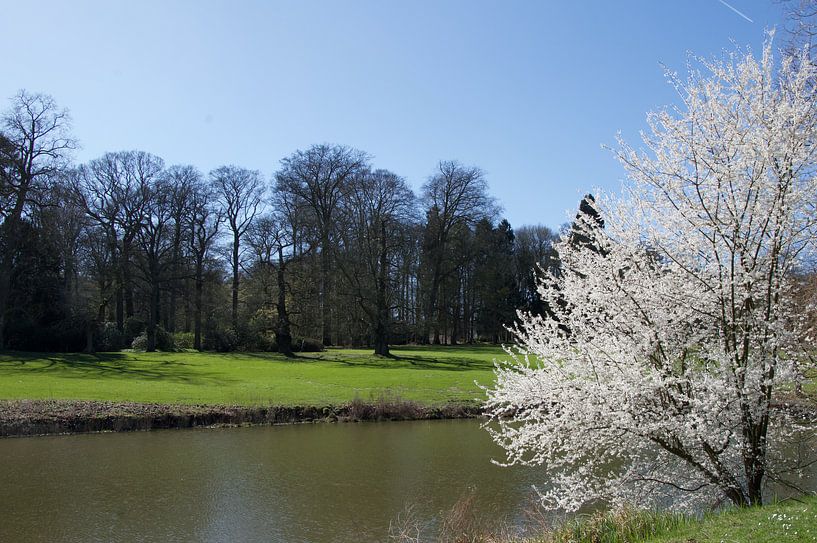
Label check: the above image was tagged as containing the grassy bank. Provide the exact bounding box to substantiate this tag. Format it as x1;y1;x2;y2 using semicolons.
645;495;817;543
0;397;480;437
403;495;817;542
0;345;503;436
535;496;817;542
0;345;502;406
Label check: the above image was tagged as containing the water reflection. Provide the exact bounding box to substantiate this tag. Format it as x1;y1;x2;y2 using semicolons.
2;419;812;542
0;420;547;543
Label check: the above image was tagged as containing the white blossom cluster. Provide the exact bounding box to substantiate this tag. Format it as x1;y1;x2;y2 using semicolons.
484;37;817;512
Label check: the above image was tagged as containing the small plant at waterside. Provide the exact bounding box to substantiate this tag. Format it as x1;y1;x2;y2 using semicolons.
542;508;691;543
484;36;817;513
388;495;817;543
345;392;424;421
389;490;512;543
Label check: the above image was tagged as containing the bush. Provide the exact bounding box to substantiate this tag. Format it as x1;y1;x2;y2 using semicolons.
131;333;148;351
155;326;175;351
388;320;415;345
130;326;175;351
292;337;324;352
4;313;93;352
256;334;278;352
96;321;125;351
203;327;239;352
45;317;88;352
124;317;146;344
173;332;195;350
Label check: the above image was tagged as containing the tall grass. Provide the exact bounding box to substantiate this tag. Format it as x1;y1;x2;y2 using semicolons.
541;508;691;543
388;492;692;543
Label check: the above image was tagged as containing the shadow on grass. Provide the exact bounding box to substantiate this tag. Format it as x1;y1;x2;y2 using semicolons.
231;350;494;371
238;352;315;362
327;352;497;371
0;351;232;385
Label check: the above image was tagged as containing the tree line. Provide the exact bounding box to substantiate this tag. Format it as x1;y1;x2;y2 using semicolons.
0;90;579;355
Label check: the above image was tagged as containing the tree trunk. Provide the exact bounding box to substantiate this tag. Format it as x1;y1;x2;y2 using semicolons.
0;174;30;350
83;320;96;354
433;279;444;345
231;232;240;330
194;263;204;351
373;330;390;356
146;267;160;352
183;277;192;332
0;291;6;350
425;268;441;345
744;416;769;506
276;246;293;357
97;298;106;322
321;233;333;346
122;241;135;319
168;222;182;333
373;222;390;357
115;282;124;330
0;250;13;350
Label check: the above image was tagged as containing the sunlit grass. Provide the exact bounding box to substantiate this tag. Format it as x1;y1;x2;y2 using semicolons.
646;496;817;543
0;345;507;406
507;496;817;543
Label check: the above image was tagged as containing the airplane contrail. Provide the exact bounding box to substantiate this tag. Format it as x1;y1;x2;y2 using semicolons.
717;0;754;23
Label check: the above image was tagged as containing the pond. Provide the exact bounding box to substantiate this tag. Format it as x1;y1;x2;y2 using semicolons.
2;418;815;542
0;419;549;542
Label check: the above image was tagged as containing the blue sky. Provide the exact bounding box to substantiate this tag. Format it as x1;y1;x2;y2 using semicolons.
0;0;786;229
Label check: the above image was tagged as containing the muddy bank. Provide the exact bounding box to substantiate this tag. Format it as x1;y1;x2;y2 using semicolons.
0;398;482;437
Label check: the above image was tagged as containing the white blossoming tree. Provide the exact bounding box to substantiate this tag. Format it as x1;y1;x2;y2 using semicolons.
485;39;817;512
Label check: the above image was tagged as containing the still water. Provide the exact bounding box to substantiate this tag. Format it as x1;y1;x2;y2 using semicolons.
0;420;548;543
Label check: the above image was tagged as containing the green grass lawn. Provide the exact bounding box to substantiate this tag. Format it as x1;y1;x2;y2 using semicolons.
533;496;817;543
0;345;507;406
646;496;817;543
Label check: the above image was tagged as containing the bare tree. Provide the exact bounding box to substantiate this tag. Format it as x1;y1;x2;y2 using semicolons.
275;144;369;346
75;151;162;331
73;161;123;328
0;91;75;348
211;165;264;330
188;181;222;350
514;224;558;317
40;178;94;349
420;161;497;344
135;178;173;352
246;210;300;356
164;165;198;333
338;169;416;356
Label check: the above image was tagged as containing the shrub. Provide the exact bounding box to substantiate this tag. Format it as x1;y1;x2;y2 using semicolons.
155;326;175;351
388;320;415;345
173;332;195;350
256;334;278;352
123;317;146;343
47;316;89;352
130;326;175;351
5;313;91;352
131;333;148;351
203;327;239;352
96;321;125;351
292;337;324;352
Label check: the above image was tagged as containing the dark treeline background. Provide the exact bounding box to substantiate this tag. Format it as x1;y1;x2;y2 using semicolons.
0;90;587;356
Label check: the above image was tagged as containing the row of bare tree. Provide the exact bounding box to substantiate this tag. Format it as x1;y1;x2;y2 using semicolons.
0;90;563;355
